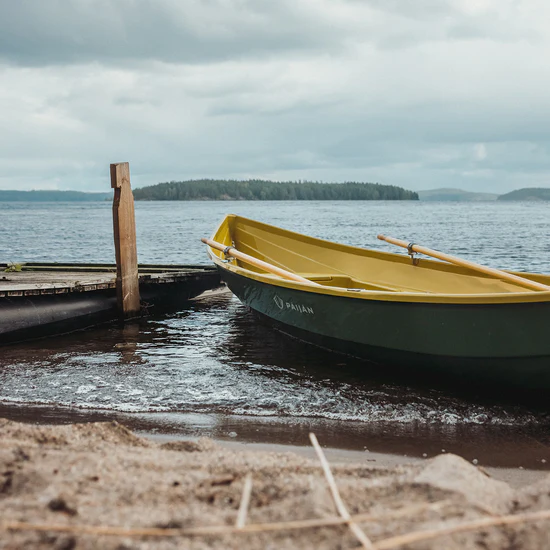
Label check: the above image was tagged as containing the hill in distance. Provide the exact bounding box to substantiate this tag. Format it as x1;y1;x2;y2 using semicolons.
417;188;499;201
0;190;111;201
497;188;550;201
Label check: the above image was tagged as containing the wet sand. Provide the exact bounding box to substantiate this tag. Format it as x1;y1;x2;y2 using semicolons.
2;418;550;549
1;402;549;489
189;440;548;490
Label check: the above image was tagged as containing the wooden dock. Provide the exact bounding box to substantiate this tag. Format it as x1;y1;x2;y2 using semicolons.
0;263;219;298
0;263;222;344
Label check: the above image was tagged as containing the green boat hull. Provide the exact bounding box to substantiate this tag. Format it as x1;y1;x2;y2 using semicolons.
221;268;550;391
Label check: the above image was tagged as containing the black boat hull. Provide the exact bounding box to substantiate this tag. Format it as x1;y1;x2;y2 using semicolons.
220;268;550;391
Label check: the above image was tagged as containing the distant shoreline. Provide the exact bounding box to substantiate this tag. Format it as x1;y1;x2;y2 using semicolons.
418;187;550;202
0;190;111;202
2;185;549;202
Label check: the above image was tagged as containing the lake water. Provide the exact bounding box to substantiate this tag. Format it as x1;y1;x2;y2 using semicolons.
1;200;549;468
2;200;550;270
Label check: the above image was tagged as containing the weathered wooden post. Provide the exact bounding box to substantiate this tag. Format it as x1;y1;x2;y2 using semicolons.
111;162;141;318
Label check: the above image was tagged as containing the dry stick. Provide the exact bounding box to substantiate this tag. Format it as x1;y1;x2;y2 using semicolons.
308;432;375;550
0;505;431;538
0;500;456;539
5;508;550;546
236;474;253;529
375;509;550;550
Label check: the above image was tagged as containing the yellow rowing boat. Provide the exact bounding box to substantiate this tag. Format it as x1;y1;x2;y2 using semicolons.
204;215;550;390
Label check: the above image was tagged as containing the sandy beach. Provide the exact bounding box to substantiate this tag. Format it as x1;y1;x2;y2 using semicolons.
2;418;550;549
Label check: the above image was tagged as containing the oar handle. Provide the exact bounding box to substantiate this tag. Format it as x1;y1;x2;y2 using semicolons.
377;235;550;292
202;238;320;287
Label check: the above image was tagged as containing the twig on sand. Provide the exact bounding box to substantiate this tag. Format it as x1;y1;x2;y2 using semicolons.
375;509;550;550
236;474;253;529
5;502;549;545
0;501;451;539
309;432;374;550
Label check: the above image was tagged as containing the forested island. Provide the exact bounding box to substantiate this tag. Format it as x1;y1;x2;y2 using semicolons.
498;188;550;201
132;179;419;201
0;190;110;201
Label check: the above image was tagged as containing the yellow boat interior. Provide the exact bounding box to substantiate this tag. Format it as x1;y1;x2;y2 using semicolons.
208;215;550;304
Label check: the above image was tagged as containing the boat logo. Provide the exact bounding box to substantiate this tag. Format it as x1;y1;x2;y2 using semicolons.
273;295;314;314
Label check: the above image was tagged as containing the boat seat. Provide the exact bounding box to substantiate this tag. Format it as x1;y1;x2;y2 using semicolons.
258;272;429;293
302;274;436;293
300;274;399;292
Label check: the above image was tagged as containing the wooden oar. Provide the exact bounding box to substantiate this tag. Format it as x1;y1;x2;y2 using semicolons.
377;235;550;292
201;238;321;287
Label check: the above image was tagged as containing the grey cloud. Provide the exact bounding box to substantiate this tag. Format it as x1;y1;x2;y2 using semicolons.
0;0;346;67
0;0;535;68
112;96;161;107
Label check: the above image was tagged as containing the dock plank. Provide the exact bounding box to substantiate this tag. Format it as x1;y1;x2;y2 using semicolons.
0;265;218;296
0;272;114;291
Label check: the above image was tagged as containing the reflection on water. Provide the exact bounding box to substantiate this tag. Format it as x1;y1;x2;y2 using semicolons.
1;291;548;425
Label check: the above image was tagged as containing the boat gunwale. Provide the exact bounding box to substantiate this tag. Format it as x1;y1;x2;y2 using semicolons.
207;214;550;305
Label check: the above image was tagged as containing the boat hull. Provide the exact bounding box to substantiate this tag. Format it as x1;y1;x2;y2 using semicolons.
220;268;550;391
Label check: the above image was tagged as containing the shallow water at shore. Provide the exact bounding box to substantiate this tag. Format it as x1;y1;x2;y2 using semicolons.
1;290;549;424
2;401;549;473
1;290;549;472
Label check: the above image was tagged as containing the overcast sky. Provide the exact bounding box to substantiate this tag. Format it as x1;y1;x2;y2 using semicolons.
1;0;550;193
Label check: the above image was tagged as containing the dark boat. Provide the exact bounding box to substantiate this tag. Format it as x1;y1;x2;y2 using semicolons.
0;263;222;344
204;215;550;391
